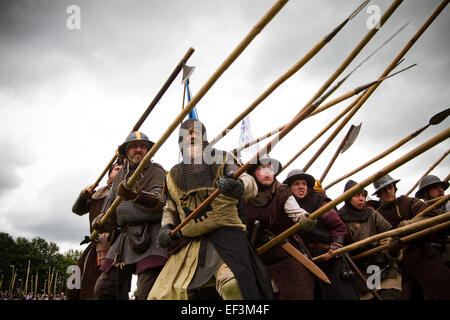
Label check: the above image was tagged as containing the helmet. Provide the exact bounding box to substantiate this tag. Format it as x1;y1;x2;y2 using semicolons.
372;174;400;195
248;155;283;176
118;131;154;157
282;169;315;189
415;175;449;199
343;179;367;196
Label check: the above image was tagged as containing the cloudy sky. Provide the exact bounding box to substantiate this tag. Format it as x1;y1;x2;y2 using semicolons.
1;0;449;254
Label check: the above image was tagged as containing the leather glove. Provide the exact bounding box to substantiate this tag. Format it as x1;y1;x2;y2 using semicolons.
296;214;317;231
117;181;140;201
387;237;404;257
216;172;244;199
157;224;181;249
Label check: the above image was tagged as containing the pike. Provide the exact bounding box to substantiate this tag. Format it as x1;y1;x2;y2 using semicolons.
280;63;415;175
324;108;450;190
313;211;450;262
24;260;30;295
413;194;450;220
295;0;404;117
87;0;290;242
171;74;402;237
89;47;195;191
233;21;409;155
301;0;449;172
257;127;450;255
319;122;362;184
405;148;450;196
234;63;412;157
352;219;450;261
208;0;370;146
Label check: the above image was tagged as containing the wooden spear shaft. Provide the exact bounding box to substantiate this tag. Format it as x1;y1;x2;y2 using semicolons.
296;0;403;115
171;74;392;236
324;125;429;190
24;260;30;295
234;23;410;155
209;0;369;146
405;148;450;196
89;0;290;241
319;127;351;183
280;94;363;174
171;95;321;236
352;219;450;261
414;194;450;219
258;127;450;255
303;0;448;172
90;47;195;190
312;211;450;262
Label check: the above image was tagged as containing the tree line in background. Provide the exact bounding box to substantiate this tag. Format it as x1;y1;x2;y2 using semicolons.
0;232;81;299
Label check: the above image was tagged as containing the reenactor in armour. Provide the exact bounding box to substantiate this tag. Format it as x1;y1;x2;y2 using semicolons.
93;131;167;300
149;119;274;300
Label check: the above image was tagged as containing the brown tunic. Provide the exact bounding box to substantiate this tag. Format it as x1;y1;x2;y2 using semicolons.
245;181;315;300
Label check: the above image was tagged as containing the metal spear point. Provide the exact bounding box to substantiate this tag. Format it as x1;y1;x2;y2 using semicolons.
324;107;450;190
89;47;195;192
319;123;362;184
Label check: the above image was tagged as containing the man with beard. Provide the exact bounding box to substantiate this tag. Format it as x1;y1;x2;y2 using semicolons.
93;131;167;300
283;169;357;300
373;174;450;300
244;157;317;300
68;162;122;299
339;180;403;300
148;119;274;300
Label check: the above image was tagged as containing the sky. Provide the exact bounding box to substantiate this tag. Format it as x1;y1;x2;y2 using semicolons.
0;0;449;256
